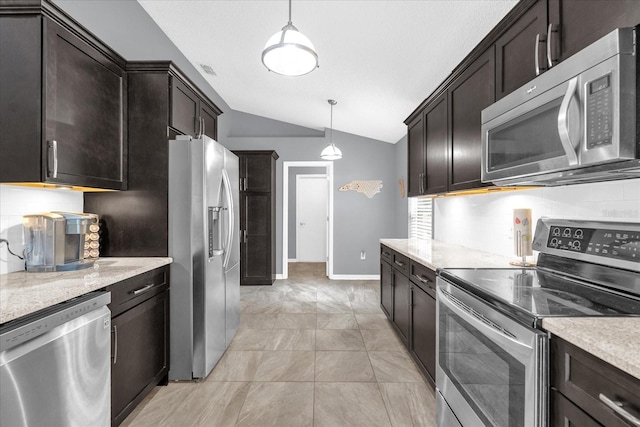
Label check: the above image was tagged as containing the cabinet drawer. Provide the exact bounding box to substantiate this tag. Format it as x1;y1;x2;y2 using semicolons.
409;261;436;292
108;266;169;316
551;337;640;427
392;253;410;276
380;245;394;264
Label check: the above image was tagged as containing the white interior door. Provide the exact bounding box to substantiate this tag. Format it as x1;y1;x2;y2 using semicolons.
296;175;328;262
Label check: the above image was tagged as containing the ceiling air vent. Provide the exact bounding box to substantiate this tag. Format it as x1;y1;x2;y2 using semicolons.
200;64;216;76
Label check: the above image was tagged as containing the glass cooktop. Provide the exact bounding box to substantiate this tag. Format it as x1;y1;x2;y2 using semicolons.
439;267;640;328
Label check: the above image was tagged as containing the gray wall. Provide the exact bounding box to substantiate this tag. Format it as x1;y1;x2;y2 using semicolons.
288;167;327;259
226;112;399;276
46;0;410;276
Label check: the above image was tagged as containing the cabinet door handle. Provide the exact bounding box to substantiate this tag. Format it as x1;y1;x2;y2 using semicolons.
130;283;155;296
534;33;547;76
547;24;557;69
413;273;431;285
382;251;392;257
394;260;405;267
48;140;58;178
112;325;118;365
201;117;205;137
599;393;640;426
243;178;247;191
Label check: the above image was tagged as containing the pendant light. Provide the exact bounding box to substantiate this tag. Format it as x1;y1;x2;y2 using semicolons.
262;0;318;76
321;99;342;160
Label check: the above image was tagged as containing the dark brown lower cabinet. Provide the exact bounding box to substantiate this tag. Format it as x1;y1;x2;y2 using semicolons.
392;270;410;346
240;192;274;285
380;258;394;319
409;281;437;386
108;266;170;426
380;244;437;387
552;389;602;426
551;336;640;427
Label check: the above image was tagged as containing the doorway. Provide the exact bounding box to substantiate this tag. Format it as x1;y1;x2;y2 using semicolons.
282;161;334;280
296;174;328;262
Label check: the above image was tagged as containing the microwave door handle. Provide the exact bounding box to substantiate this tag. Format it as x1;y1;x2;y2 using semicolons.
557;77;579;166
437;287;532;359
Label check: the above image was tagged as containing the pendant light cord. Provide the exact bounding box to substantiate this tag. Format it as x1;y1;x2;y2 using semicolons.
288;0;292;25
330;102;333;145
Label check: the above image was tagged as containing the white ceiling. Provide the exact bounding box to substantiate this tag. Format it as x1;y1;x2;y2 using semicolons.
138;0;518;143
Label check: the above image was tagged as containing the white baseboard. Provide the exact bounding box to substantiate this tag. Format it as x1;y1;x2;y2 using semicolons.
329;274;380;281
288;259;298;263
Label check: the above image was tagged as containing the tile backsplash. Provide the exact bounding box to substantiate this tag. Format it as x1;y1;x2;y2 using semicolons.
433;178;640;260
0;185;83;274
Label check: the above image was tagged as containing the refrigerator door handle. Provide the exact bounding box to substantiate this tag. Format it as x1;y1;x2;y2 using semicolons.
222;169;235;269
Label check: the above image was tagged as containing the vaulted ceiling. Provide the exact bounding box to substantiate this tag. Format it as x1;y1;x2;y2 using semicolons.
138;0;518;143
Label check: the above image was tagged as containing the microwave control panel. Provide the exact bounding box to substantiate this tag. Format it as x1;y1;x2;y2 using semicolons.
546;225;639;262
586;73;613;149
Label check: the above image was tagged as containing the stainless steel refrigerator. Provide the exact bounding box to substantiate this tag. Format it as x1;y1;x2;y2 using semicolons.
168;135;240;380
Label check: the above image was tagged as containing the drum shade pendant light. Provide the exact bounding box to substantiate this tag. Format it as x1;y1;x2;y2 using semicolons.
321;99;342;160
262;0;318;76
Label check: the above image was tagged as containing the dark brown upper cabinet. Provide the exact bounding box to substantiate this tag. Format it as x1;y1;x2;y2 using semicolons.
424;94;449;195
170;76;220;140
548;0;640;64
495;0;548;100
84;61;222;257
405;0;640;196
238;152;277;193
405;48;492;196
447;47;494;192
496;0;640;100
407;114;425;197
0;2;127;190
407;93;448;197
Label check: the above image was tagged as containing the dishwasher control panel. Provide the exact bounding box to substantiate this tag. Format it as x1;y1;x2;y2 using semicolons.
0;291;110;352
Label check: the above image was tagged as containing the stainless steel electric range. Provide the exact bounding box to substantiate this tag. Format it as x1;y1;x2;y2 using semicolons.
435;218;640;427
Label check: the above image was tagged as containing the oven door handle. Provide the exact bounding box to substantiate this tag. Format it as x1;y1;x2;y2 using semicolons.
437;287;533;359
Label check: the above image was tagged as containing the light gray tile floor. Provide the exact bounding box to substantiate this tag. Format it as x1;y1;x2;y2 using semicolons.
122;262;436;427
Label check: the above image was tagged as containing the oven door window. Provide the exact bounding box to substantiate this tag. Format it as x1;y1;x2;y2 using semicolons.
439;303;526;427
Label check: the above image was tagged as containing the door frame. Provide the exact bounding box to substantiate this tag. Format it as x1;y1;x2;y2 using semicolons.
282;161;334;280
295;174;328;263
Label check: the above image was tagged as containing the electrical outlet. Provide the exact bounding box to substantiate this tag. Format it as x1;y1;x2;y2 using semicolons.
360;251;366;260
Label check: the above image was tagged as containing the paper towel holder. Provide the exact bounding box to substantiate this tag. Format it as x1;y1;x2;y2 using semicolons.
510;208;536;267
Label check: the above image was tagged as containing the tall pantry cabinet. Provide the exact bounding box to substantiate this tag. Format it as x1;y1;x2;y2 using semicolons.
233;151;279;285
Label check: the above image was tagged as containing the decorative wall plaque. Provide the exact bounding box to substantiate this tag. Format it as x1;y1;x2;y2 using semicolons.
339;180;383;198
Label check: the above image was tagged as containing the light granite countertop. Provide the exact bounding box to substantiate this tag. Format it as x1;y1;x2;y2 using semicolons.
543;317;640;380
380;238;516;270
0;257;172;324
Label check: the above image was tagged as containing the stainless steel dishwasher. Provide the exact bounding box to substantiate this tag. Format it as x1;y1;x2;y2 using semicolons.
0;291;111;427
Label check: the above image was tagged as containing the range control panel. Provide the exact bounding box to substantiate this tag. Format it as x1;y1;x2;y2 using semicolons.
534;219;640;269
546;226;640;261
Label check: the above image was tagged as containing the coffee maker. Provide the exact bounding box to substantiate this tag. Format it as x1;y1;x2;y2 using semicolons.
23;212;96;272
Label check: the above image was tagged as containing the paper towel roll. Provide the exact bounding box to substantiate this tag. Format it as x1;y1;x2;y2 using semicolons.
513;208;533;257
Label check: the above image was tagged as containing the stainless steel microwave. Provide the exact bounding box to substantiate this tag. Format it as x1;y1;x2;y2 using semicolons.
481;27;639;186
